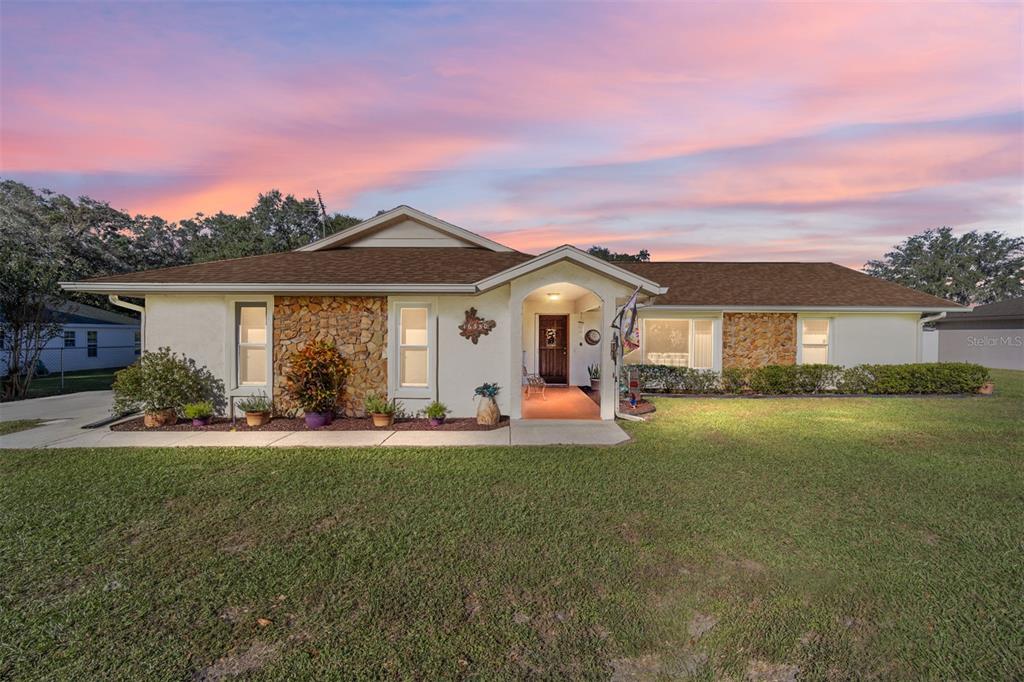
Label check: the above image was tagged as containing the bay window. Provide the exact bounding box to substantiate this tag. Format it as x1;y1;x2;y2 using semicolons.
236;303;268;386
800;318;830;364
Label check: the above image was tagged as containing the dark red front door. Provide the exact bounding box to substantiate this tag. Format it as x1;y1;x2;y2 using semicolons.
538;314;568;383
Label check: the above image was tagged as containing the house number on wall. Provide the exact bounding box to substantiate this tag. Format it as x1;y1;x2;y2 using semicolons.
459;307;497;344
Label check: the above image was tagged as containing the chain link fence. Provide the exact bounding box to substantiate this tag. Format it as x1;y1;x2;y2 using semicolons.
3;343;139;399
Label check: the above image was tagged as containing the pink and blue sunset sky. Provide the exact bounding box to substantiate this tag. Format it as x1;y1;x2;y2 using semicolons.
1;1;1021;266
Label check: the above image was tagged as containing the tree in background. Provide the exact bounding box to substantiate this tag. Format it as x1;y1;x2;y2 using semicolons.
0;180;362;398
865;227;1023;305
586;246;651;262
0;182;74;399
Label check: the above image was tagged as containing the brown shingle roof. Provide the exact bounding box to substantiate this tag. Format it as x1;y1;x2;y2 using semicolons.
81;248;535;285
75;248;961;309
618;262;962;309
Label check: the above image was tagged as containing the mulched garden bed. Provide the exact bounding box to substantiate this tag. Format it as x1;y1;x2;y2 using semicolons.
582;386;656;416
619;399;656;416
111;415;510;432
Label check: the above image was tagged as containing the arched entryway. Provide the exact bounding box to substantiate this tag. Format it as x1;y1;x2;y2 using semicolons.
507;261;630;421
520;282;602;420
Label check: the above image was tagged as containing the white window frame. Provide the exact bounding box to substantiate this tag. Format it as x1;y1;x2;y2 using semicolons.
63;330;76;348
389;300;435;401
637;318;717;369
232;301;271;391
798;317;832;364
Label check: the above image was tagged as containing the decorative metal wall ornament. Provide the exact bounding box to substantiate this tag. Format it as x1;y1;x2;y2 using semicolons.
458;307;496;344
584;329;601;346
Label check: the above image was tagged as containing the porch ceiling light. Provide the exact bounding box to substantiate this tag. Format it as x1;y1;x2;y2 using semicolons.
546;292;561;300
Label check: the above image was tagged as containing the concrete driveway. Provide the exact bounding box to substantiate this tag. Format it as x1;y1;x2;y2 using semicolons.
0;390;115;448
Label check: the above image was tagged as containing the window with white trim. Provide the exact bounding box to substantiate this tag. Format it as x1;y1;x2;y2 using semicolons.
399;307;429;388
637;318;715;368
64;330;76;347
236;303;268;385
87;331;97;357
800;319;830;364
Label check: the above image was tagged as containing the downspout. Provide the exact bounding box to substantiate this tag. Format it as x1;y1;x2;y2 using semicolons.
917;312;946;362
109;295;145;353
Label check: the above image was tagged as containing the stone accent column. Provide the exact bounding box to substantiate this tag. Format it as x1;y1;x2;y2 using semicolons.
273;296;387;416
722;312;797;368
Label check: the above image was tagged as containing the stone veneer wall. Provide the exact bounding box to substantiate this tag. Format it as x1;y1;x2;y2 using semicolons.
722;312;797;368
273;296;387;417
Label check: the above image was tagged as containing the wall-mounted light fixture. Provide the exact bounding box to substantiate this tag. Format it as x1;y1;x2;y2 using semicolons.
546;292;561;301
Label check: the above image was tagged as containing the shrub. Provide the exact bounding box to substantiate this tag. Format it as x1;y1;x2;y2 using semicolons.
284;341;351;414
720;367;751;394
748;365;795;395
183;401;214;419
633;365;721;393
237;392;272;413
747;364;844;394
112;347;224;415
424;401;449;419
843;363;990;394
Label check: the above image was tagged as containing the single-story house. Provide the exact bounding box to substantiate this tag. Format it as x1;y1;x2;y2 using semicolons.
930;298;1023;370
1;300;140;376
62;206;963;420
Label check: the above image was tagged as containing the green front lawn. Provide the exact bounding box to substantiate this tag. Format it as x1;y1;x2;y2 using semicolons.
0;419;43;436
2;371;1021;679
18;367;119;399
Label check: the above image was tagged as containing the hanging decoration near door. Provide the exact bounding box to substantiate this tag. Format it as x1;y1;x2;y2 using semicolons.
459;307;496;344
545;328;558;346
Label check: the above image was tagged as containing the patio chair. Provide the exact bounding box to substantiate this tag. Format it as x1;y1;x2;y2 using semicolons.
522;364;547;400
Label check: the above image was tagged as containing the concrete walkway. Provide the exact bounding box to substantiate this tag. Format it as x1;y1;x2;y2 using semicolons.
1;392;630;448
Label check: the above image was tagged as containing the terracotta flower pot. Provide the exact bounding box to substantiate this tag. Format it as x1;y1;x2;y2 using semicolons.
245;411;270;427
304;411;333;429
978;382;995;395
476;396;500;426
144;408;177;428
371;413;394;428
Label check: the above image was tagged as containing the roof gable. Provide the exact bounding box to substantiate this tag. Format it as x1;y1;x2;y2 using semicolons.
297;205;513;252
476;244;668;295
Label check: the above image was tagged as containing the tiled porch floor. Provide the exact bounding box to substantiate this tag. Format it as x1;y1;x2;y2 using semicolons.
521;386;600;420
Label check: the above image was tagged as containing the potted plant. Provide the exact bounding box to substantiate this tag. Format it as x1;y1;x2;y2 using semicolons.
112;347;225;428
183;401;214;427
587;363;601;391
424;401;449;426
284;340;351;429
237;392;272;427
474;383;501;426
364;393;398;428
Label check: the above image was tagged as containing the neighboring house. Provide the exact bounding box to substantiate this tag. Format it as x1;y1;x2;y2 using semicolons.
930;298;1023;370
62;206;963;420
1;300;140;375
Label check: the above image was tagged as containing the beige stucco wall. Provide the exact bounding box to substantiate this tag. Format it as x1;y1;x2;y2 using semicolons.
827;313;920;366
435;286;512;418
143;294;229;383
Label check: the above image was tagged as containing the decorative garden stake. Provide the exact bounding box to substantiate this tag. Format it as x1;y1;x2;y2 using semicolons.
458;307;496;344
